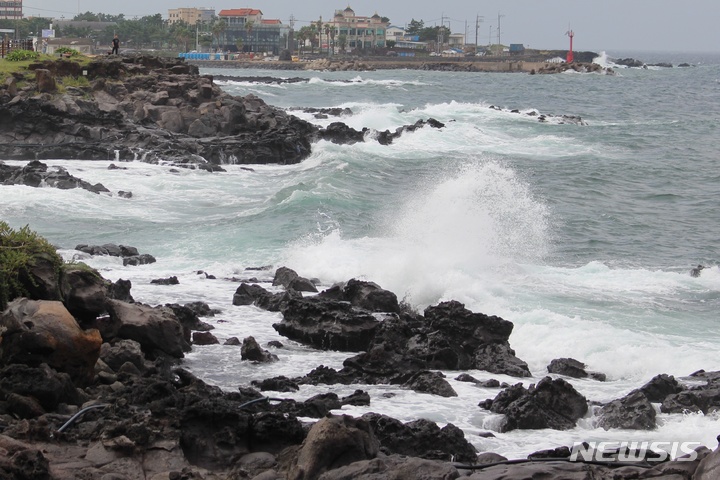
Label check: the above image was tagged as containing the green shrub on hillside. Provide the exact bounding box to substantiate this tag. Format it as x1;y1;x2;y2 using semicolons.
6;49;40;62
0;221;62;310
56;47;80;57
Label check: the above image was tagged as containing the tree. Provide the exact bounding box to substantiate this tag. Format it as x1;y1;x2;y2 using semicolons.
211;19;226;50
315;18;323;54
324;23;333;55
245;20;254;52
308;23;318;53
406;19;424;36
169;21;193;51
296;26;312;54
337;33;347;53
235;37;243;52
419;25;450;42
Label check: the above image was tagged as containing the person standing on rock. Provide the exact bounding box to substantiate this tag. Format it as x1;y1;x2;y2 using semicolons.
111;34;120;55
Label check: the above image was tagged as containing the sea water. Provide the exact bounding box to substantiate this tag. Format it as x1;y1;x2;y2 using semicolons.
1;52;719;459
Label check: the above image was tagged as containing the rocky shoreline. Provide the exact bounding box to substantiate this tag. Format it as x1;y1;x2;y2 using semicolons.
0;54;594;168
0;55;448;165
1;56;718;479
1;237;719;479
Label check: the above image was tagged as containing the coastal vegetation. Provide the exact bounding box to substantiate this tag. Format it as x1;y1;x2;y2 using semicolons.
0;221;62;310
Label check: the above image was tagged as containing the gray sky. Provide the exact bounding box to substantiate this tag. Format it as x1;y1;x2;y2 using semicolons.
23;1;720;52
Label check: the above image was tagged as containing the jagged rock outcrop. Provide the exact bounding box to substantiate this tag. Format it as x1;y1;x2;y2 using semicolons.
547;357;606;381
0;55;447;166
317;279;400;313
0;160;111;194
362;413;478;463
274;296;384;352
661;370;720;414
597;389;657;430
272;266;318;293
479;377;588;432
99;300;191;358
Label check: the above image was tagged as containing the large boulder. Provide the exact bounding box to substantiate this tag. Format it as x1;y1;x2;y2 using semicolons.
362;413;477;464
286;415;379;480
318;279;400;313
241;336;278;362
547;357;606;381
660;370;720;414
60;265;111;324
272;266;318;293
417;301;530;376
695;445;720;480
402;370;457;397
481;377;588;432
100;300;191;358
274;297;383;352
597;389;656;430
638;373;684;402
233;282;301;311
18;251;63;302
0;298;101;384
35;69;56;93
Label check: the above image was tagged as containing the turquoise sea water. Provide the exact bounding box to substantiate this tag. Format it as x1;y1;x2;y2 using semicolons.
1;51;719;458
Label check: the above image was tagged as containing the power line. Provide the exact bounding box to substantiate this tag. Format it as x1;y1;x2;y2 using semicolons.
23;4;150;18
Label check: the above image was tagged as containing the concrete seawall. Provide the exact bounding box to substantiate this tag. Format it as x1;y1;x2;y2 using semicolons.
186;58;577;74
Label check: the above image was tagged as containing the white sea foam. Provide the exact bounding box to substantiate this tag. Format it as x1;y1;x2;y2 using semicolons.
4;62;719;459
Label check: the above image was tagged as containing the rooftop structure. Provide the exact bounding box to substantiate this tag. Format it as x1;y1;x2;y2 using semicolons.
168;7;215;25
328;6;387;51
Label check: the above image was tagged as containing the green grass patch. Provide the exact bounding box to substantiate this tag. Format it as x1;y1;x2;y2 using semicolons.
57;75;91;93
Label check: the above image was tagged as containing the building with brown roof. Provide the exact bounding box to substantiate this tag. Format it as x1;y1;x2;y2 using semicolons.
217;8;289;54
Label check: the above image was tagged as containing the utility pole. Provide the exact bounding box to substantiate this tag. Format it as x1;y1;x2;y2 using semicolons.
438;13;445;53
289;14;296;52
497;13;505;55
489;25;492;52
475;15;483;52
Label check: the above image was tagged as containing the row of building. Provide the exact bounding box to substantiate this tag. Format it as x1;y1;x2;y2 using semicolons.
170;6;399;54
3;2;470;55
0;0;22;20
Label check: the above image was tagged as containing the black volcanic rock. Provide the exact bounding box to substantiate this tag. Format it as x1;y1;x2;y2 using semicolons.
0;56;449;166
361;413;478;464
481;377;588;432
598;389;657;430
547;357;606;381
0;160;110;194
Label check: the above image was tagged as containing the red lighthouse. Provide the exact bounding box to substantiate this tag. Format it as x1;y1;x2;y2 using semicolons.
566;30;574;63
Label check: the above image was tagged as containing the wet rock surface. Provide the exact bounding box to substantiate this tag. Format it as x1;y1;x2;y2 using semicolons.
1;247;719;479
0;55;449;167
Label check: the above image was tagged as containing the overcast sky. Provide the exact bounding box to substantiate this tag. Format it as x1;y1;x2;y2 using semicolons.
23;0;720;53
